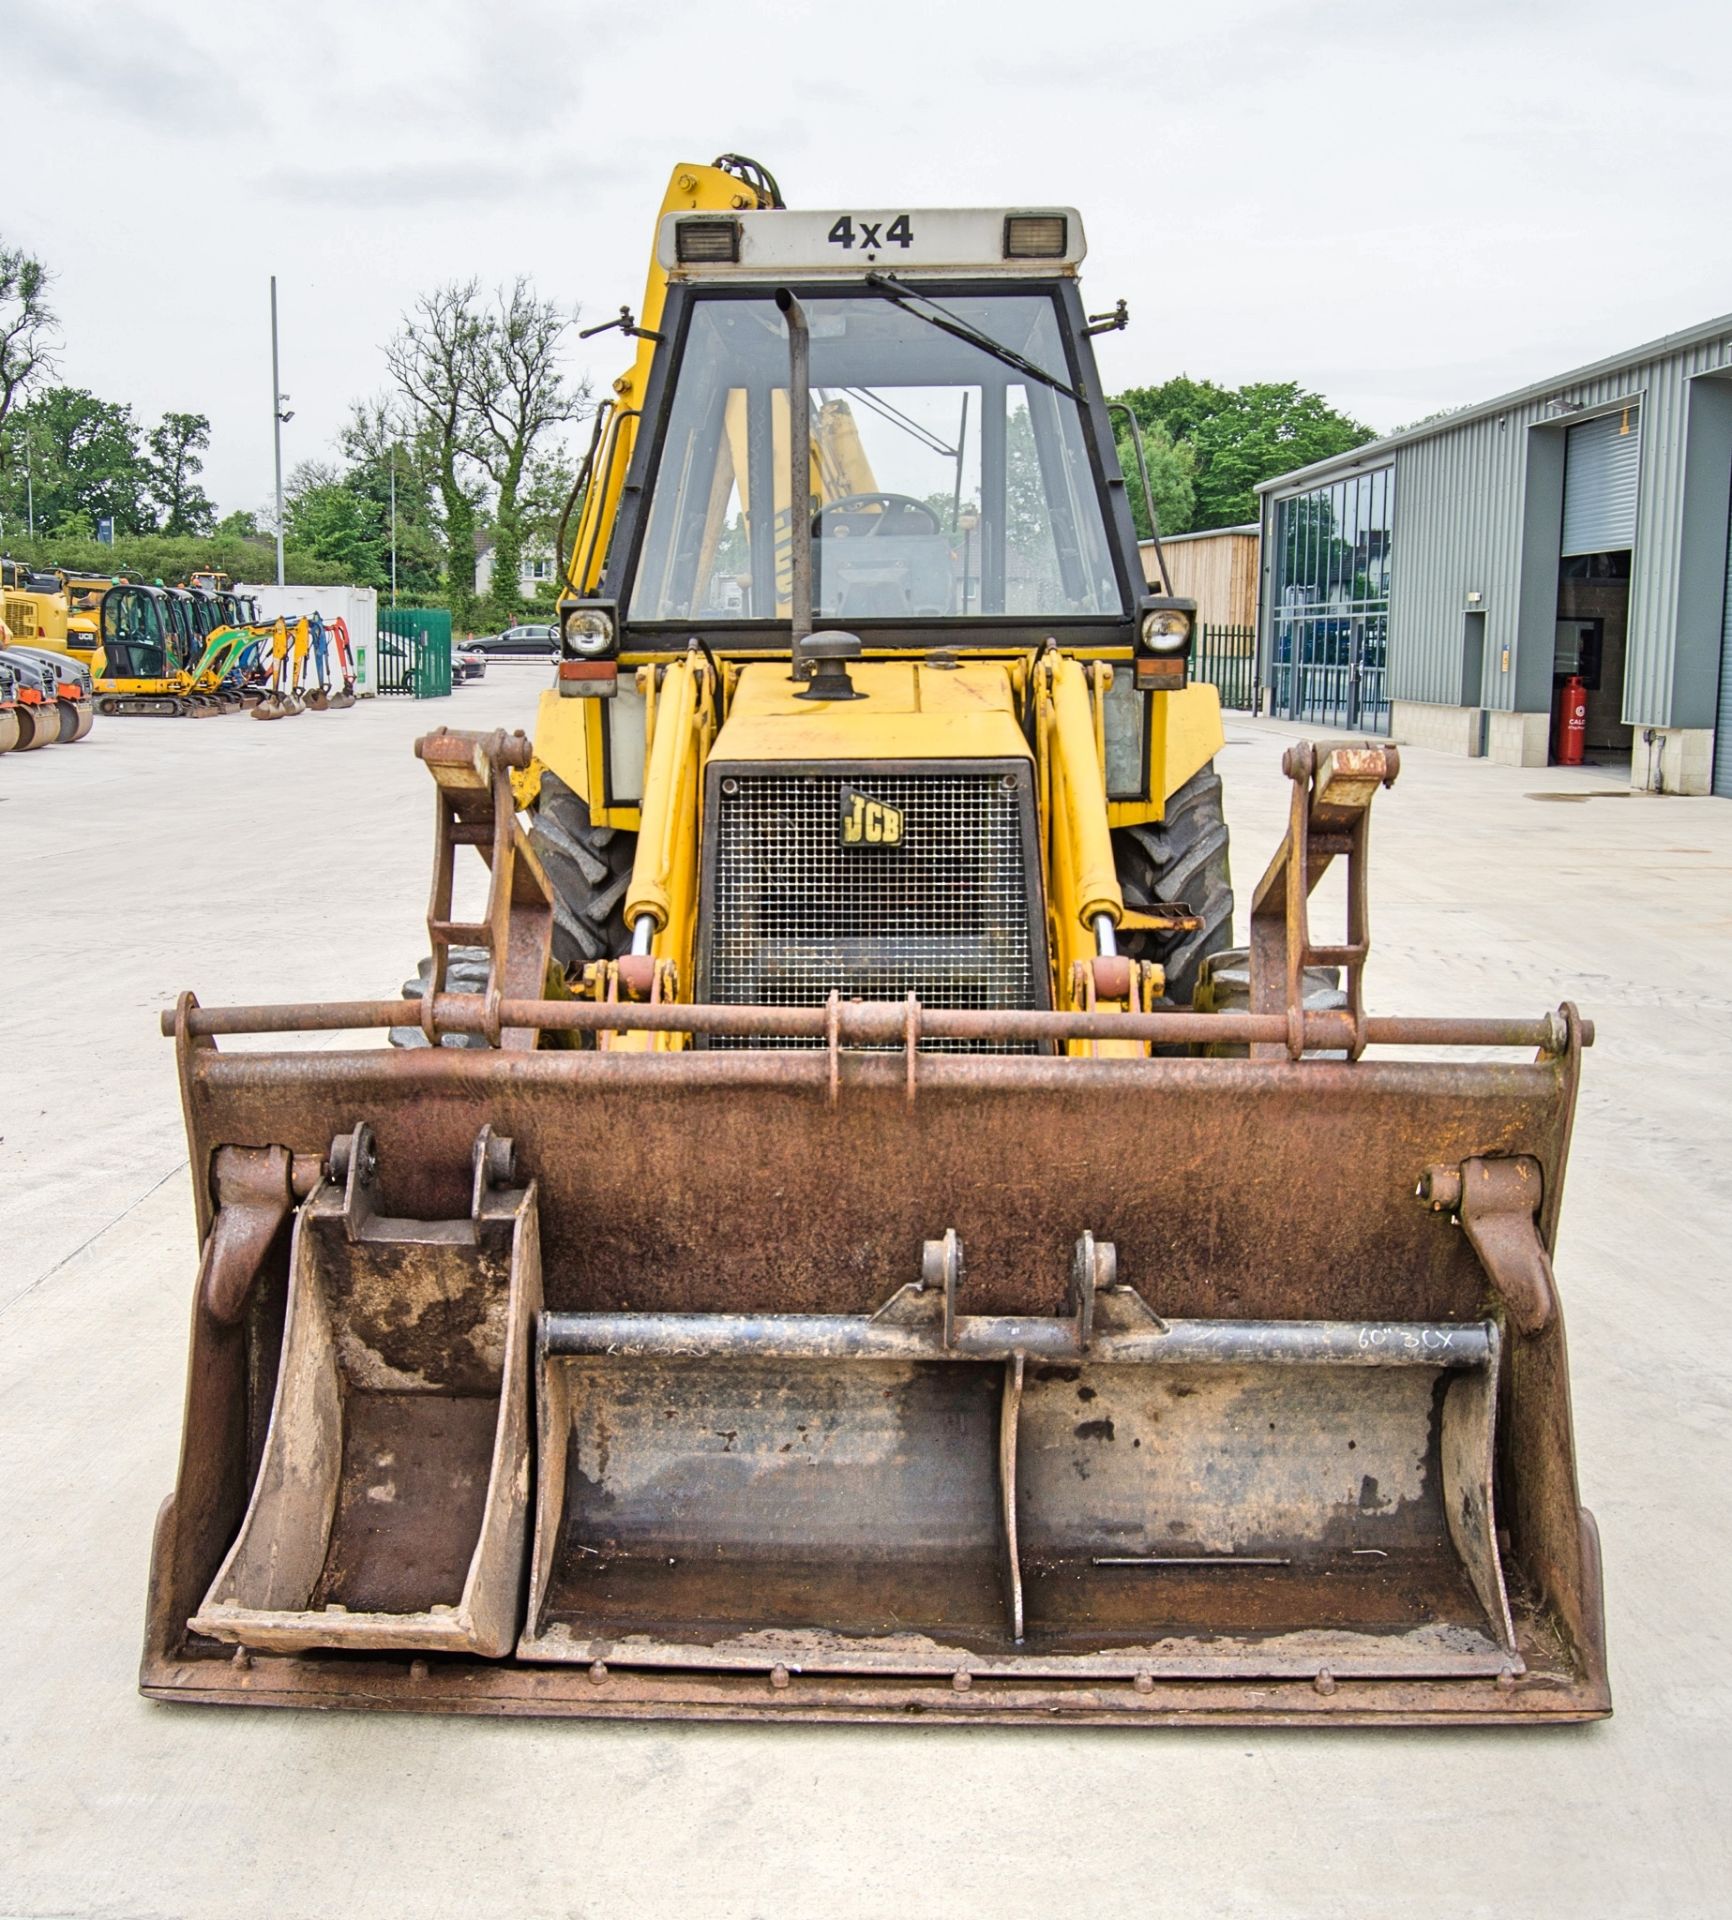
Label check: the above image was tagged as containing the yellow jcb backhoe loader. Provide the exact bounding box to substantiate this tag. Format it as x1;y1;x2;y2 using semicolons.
142;158;1608;1727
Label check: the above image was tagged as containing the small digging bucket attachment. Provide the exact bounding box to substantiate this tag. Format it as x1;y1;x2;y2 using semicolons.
142;733;1608;1725
188;1122;539;1658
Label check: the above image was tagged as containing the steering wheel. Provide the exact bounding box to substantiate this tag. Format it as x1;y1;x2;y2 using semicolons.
814;492;943;539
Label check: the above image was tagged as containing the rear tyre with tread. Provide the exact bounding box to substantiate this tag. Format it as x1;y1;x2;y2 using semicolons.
1111;762;1234;1010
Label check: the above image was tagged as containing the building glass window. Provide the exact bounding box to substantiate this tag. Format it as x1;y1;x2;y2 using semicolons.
1270;466;1394;732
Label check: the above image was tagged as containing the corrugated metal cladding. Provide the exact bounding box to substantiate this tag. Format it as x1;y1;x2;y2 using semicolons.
1379;417;1525;709
1715;498;1732;798
1260;323;1732;726
1562;409;1642;555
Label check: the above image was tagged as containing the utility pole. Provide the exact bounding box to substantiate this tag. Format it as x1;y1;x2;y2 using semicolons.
21;430;34;537
270;275;289;588
389;449;398;607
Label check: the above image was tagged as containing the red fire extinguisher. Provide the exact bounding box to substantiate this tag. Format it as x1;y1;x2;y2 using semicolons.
1554;674;1588;766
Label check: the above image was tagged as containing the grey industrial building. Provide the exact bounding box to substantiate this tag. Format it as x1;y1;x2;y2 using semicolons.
1253;312;1732;795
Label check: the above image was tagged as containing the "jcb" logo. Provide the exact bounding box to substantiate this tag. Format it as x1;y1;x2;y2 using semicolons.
839;787;904;848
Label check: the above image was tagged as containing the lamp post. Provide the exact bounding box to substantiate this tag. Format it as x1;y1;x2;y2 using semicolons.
270;276;295;589
389;448;398;608
7;428;36;537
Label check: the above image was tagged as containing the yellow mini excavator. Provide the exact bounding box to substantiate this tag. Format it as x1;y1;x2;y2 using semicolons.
142;157;1608;1728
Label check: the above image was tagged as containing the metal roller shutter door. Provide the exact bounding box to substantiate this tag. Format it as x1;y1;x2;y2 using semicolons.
1562;409;1642;556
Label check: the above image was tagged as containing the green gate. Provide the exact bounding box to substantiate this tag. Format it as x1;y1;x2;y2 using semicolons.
378;608;453;697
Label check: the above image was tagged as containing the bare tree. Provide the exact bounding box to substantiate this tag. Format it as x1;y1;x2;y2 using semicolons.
467;279;588;623
1;242;59;508
1;242;57;432
386;280;488;625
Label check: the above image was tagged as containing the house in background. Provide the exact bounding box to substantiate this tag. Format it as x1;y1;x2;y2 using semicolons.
475;538;557;603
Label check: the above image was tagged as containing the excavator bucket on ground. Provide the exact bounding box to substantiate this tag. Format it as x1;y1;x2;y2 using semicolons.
142;729;1608;1727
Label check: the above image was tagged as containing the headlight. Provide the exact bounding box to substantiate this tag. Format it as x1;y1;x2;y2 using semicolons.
1141;608;1191;654
564;608;616;657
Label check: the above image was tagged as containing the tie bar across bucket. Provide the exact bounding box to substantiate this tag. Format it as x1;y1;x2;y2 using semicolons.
521;1234;1515;1685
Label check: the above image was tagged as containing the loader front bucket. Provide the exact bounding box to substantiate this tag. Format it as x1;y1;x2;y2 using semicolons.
143;1019;1606;1725
140;733;1606;1725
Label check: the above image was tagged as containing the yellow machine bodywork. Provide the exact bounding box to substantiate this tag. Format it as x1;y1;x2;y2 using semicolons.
553;650;1222;1054
563;162;783;602
2;572;120;674
527;657;1222;835
4;580;72;650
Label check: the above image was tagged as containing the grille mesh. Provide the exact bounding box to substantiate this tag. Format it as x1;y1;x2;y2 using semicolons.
706;769;1040;1052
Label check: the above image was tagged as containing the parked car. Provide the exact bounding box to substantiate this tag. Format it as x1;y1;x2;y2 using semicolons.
475;622;558;657
455;643;488;681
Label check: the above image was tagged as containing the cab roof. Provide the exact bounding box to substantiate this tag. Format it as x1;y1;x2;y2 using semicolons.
659;207;1086;280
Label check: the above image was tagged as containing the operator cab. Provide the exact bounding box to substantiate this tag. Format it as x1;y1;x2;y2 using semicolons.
589;207;1159;656
100;585;177;679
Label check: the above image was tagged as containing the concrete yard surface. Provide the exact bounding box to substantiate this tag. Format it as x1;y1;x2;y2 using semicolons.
3;670;1730;1919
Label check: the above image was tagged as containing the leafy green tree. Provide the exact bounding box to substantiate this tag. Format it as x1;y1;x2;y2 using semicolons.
216;508;261;538
387;278;585;628
13;386;153;534
514;446;579;606
1111;377;1374;530
146;411;216;535
1112;416;1195;539
282;459;388;584
4;528;343;586
1187;383;1374;527
339;400;446;603
1116;376;1234;449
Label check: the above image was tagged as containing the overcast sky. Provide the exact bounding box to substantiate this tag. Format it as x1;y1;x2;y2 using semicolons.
10;0;1731;515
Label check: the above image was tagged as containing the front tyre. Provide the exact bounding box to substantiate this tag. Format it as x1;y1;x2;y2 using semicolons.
526;772;637;972
1111;762;1234;1010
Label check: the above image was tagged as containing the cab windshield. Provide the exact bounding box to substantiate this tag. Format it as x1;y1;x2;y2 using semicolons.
628;289;1124;624
101;589;174;677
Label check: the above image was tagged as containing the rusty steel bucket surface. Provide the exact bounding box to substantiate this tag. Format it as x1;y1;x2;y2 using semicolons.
140;736;1609;1725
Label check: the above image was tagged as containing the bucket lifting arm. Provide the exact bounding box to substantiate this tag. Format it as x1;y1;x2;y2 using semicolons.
415;728;555;1051
1249;741;1400;1060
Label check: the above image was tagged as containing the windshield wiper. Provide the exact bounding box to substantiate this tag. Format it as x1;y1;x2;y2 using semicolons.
862;272;1082;401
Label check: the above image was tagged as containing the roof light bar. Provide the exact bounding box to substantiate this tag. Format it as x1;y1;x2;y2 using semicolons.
675;217;742;265
1003;214;1068;260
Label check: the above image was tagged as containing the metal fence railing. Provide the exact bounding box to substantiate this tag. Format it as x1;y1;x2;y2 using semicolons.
378;607;453;698
1268;606;1390;734
1193;624;1258;712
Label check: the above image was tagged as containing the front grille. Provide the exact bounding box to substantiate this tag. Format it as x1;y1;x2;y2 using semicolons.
703;766;1042;1051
